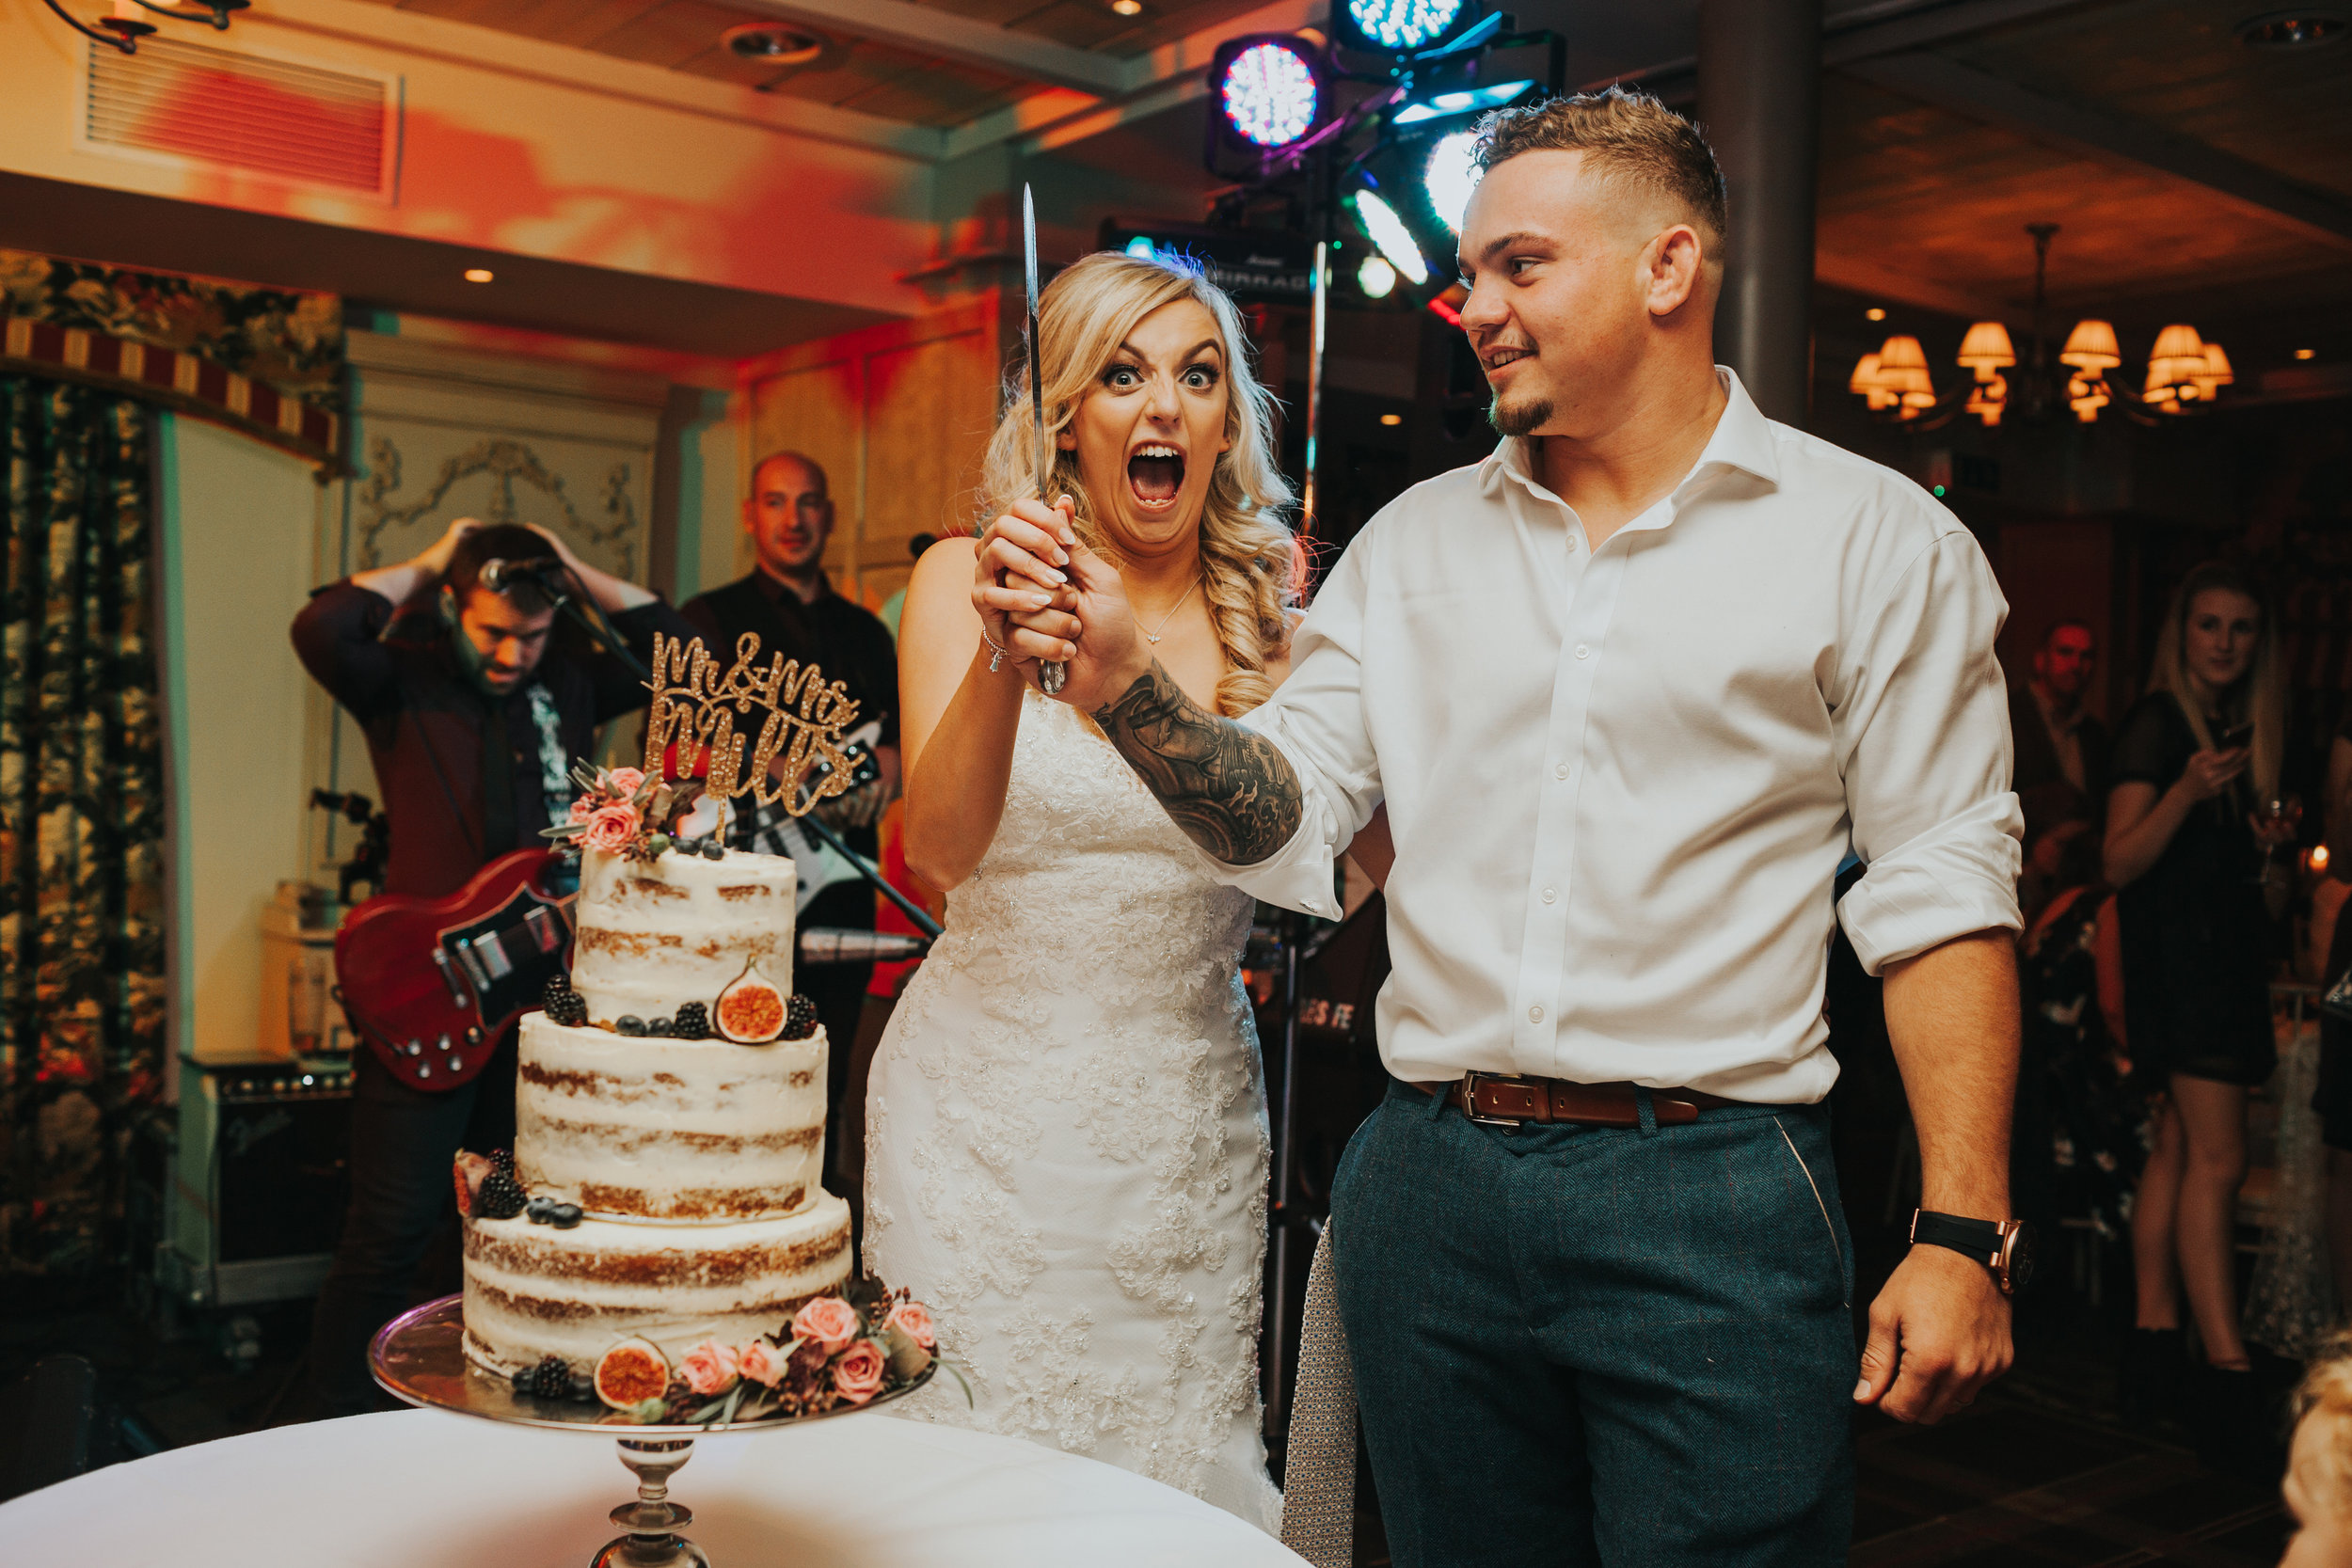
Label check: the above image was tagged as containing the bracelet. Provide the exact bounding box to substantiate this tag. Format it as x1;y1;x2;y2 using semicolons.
979;626;1014;674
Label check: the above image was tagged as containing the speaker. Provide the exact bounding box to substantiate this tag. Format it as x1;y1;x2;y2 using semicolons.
161;1063;352;1308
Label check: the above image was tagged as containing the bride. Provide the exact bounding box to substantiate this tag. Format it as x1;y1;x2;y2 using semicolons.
864;249;1299;1529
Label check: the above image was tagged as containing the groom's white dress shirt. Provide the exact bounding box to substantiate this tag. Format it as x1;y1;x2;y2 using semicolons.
1223;370;2022;1104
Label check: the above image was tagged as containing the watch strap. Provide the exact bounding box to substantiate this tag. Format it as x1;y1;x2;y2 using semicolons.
1910;1210;2004;1268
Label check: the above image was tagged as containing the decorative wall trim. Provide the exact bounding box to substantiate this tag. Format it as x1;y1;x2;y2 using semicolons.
357;435;640;575
2;315;342;472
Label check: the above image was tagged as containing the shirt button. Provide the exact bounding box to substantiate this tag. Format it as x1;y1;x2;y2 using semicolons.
1541;887;1556;904
1574;643;1590;659
1554;762;1569;780
1529;1006;1545;1023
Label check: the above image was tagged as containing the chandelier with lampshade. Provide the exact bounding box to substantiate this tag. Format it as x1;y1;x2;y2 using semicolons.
1849;224;2231;428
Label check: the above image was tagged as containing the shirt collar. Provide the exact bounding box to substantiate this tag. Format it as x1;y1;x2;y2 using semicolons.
1477;366;1783;504
754;566;830;607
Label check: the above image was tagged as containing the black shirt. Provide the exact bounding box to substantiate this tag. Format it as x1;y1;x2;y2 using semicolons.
679;570;899;854
292;583;694;899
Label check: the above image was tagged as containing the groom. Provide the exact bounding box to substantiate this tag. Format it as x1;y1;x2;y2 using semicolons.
996;88;2023;1564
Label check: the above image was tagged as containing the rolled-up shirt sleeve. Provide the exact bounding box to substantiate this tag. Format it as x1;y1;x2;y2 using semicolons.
1199;536;1384;919
1834;529;2024;974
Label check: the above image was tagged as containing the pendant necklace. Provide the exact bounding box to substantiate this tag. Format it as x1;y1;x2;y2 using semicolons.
1139;576;1202;644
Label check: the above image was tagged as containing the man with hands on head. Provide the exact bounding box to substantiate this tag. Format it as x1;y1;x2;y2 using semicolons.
291;515;694;1419
993;88;2025;1566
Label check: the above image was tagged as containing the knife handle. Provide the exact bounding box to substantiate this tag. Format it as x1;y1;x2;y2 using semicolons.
1040;661;1066;695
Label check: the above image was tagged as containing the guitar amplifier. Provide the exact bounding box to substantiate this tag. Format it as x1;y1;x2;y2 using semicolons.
159;1060;353;1309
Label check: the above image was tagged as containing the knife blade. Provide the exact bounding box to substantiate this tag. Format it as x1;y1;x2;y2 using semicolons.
1024;184;1067;696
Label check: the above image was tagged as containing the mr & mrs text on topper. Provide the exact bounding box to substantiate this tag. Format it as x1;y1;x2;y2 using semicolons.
644;632;859;816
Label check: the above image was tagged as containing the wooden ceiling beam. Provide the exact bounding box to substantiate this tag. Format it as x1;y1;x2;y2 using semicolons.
1814;250;2029;327
1845;52;2352;254
729;0;1131;95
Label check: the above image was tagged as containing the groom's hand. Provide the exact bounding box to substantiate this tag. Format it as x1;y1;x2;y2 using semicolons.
1854;1243;2012;1423
1013;536;1152;712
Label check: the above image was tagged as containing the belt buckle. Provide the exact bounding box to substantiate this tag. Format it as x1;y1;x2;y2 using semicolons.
1461;1070;1542;1129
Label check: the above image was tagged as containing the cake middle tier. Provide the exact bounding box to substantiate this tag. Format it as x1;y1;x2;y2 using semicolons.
462;1191;852;1376
516;1013;827;1220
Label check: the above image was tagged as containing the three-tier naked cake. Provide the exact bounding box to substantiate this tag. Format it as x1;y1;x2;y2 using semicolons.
459;839;853;1379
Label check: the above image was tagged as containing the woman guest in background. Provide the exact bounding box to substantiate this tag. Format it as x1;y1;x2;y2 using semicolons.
2106;561;2295;1460
864;249;1317;1530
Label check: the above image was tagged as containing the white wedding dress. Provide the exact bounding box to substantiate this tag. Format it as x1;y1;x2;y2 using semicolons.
865;689;1280;1532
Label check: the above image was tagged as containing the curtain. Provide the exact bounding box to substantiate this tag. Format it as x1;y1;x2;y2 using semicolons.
0;376;167;1277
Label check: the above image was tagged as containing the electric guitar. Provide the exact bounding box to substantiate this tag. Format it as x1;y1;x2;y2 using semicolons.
333;847;577;1092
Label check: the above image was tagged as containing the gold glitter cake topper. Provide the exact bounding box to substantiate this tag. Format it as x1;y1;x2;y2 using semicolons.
644;632;861;816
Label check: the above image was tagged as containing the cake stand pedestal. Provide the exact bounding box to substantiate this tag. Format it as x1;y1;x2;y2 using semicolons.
370;1295;931;1568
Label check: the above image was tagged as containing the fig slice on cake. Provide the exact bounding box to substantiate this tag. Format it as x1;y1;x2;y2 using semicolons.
594;1338;672;1410
715;961;787;1043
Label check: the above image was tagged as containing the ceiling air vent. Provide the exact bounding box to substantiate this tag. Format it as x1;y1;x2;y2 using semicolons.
82;37;398;202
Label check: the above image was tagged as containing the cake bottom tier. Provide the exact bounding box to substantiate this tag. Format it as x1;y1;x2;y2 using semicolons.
461;1192;852;1375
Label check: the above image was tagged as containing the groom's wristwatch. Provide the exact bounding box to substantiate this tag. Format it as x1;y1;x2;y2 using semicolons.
1909;1211;2033;1296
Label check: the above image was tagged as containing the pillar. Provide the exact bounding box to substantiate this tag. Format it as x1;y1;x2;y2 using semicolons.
1696;0;1820;426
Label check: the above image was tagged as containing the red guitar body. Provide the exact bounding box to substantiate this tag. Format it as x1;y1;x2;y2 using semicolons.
334;848;577;1092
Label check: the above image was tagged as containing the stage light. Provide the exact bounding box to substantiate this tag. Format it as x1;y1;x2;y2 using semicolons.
1346;189;1429;286
1392;78;1537;125
1336;0;1484;55
1423;129;1482;234
1358;254;1398;299
1124;235;1155;261
1202;34;1332;177
1217;39;1321;148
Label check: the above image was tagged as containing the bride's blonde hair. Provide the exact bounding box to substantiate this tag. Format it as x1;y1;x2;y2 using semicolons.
977;249;1299;716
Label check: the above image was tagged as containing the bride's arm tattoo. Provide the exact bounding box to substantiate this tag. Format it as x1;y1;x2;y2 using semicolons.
1093;661;1302;865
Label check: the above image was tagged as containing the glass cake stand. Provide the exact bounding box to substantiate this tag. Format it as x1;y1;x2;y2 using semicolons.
370;1295;933;1567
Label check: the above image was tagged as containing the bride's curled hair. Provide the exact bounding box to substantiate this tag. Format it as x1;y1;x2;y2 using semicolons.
977;249;1299;716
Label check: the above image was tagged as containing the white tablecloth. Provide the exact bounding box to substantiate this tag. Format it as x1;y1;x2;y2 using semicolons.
0;1407;1307;1566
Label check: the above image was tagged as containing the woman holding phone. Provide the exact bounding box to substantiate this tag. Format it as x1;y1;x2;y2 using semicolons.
2106;562;2293;1452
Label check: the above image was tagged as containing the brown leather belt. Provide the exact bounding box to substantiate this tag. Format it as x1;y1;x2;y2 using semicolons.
1416;1071;1749;1129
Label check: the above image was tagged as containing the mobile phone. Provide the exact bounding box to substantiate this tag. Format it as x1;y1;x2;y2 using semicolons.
2219;720;2255;750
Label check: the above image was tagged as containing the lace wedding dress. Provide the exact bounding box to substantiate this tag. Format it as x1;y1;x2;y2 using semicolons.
865;689;1280;1532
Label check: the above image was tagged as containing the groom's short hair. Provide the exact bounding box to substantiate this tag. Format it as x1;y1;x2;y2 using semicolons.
1474;87;1727;248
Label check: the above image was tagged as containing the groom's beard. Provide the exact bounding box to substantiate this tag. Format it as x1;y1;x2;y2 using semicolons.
1489;390;1551;438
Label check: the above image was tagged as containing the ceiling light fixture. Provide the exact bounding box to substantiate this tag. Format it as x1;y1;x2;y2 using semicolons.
1380;413;1404;425
464;268;494;283
2297;347;2319;359
1848;223;2229;428
723;21;825;63
1865;307;1886;322
2235;10;2346;48
1111;0;1143;11
40;0;246;55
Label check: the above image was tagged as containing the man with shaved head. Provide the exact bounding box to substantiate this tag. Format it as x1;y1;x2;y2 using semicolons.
682;451;899;1212
999;88;2027;1563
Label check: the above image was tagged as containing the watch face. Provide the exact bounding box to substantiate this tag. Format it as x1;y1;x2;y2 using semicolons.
2001;1223;2034;1291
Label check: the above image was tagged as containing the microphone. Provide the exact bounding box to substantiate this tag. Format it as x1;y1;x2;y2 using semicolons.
799;928;931;965
480;557;564;594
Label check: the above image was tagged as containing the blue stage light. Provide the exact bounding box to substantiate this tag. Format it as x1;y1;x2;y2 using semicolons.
1124;235;1155;260
1344;0;1463;53
1218;40;1320;149
1391;78;1539;126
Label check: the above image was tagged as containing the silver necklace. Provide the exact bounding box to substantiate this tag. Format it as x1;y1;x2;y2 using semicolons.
1139;576;1202;644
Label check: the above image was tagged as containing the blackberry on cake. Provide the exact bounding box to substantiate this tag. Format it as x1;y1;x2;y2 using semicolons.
673;1002;708;1039
475;1167;528;1220
783;994;819;1041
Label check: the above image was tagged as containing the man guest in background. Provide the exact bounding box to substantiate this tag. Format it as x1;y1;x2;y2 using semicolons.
682;451;900;1205
291;517;692;1418
2011;618;2107;827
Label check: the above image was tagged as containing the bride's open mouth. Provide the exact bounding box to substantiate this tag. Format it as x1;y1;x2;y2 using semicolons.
1127;443;1184;511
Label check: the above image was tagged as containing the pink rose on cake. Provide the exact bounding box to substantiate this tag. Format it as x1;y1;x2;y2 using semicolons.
606;767;645;797
581;803;640;854
568;797;595;824
737;1339;787;1388
679;1339;739;1396
833;1340;886;1404
884;1299;935;1351
791;1296;860;1357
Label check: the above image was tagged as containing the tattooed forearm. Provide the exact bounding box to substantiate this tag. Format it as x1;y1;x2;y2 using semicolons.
1093;661;1302;865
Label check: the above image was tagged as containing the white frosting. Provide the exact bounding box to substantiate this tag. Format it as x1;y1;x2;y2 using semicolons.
515;1013;828;1221
568;846;796;1023
461;1192;851;1374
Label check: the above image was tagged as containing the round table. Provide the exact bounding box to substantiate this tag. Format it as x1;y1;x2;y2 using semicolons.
0;1407;1306;1566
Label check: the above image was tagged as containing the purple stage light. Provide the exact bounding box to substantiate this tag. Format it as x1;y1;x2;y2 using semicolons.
1218;40;1319;149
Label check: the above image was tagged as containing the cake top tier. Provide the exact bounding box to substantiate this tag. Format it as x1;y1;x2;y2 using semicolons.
569;847;797;1025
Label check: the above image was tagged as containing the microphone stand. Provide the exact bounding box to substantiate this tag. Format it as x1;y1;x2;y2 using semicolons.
547;573;944;942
